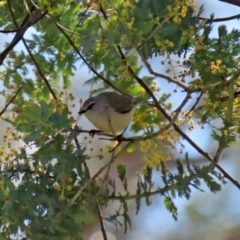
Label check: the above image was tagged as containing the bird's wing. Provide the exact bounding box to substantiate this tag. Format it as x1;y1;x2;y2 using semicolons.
103;92;134;113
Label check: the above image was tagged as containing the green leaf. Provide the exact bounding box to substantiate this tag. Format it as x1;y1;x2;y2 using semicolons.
117;164;126;182
176;160;184;175
126;141;140;153
23;103;42;120
72;212;96;224
164;196;178;221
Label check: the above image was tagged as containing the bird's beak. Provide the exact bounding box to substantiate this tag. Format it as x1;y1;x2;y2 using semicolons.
79;107;89;114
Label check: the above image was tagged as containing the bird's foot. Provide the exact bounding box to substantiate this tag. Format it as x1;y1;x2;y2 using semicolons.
89;129;103;138
116;134;125;143
101;134;126;142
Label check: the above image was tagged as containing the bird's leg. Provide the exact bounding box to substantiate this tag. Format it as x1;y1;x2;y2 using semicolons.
116;127;128;142
101;127;128;142
107;127;129;152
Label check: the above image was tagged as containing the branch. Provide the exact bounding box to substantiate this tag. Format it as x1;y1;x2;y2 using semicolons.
219;88;240;101
96;202;108;240
0;1;47;65
136;48;189;91
128;92;192;141
29;0;128;99
80;128;108;240
67;142;132;207
0;85;23;116
188;68;240;92
56;25;128;96
7;0;57;100
219;0;240;7
185;92;203;116
198;13;240;23
0;27;25;33
109;172;207;201
123;58;240;188
22;41;57;99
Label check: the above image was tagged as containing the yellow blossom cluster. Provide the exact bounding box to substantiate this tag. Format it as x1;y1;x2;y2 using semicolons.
140;139;171;171
155;38;174;48
176;111;196;131
167;0;196;25
210;60;225;75
54;177;74;201
0;127;23;165
50;91;74;114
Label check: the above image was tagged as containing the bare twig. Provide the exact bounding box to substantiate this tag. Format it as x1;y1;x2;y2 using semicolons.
0;27;25;33
188;68;240;93
96;202;108;240
68;141;132;207
109;172;206;201
185;92;203;116
0;1;47;65
0;85;23;116
68;117;109;240
136;47;189;91
219;0;240;7
198;13;240;23
68;1;92;40
22;41;57;99
7;0;56;99
57;25;128;96
29;1;127;98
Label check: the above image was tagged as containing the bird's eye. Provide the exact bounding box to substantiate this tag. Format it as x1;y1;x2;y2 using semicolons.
79;102;95;114
87;102;95;111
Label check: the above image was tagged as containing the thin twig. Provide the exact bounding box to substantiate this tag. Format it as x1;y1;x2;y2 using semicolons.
68;142;132;207
219;0;240;7
136;48;189;91
0;27;25;33
7;0;56;99
30;1;127;98
81;132;108;240
22;40;57;99
1;1;47;65
198;13;240;23
185;92;203;116
56;23;127;96
96;202;108;240
0;86;23;116
109;172;206;201
95;149;116;198
188;68;240;93
68;1;92;40
213;146;225;163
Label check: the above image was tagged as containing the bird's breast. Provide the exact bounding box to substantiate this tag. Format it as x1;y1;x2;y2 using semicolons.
84;106;135;133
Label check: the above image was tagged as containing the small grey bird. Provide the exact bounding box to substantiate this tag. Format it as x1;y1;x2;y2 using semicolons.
78;92;139;133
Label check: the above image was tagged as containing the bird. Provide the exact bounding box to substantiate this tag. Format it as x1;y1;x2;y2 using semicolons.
78;92;139;133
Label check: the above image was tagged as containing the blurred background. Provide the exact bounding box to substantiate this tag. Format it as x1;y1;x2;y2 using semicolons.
1;0;240;239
